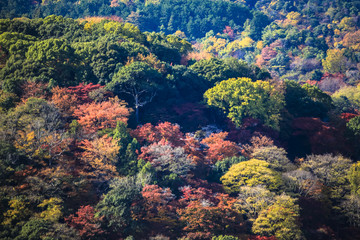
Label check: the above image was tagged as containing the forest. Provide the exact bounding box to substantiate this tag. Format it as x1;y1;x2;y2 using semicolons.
0;0;360;239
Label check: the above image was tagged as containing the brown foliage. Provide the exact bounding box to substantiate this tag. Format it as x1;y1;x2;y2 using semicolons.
21;81;49;102
51;86;79;117
242;134;275;157
261;47;277;61
183;134;205;164
343;30;360;50
141;184;177;230
292;117;349;155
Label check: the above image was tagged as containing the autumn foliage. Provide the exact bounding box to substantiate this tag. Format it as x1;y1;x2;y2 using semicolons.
65;205;104;239
67;83;104;104
177;186;241;239
201;132;240;164
2;7;360;240
141;184;177;230
79;135;120;180
132;122;185;147
73;97;130;132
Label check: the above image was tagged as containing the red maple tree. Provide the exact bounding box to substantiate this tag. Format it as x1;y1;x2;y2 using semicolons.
65;205;104;239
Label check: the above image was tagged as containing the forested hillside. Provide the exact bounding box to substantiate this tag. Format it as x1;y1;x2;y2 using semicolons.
0;0;360;240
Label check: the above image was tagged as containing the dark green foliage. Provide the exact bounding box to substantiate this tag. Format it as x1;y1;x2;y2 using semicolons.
0;32;37;56
96;176;147;236
1;0;251;39
347;116;360;136
0;38;82;91
37;15;85;40
107;61;164;123
24;38;79;86
146;32;192;64
108;61;163;96
0;0;32;19
190;58;234;84
0;3;360;240
0;141;18;185
189;58;269;85
248;11;271;41
112;122;140;176
73;36;128;84
284;80;332;119
139;0;251;39
167;65;210;102
0;90;19;110
16;218;50;240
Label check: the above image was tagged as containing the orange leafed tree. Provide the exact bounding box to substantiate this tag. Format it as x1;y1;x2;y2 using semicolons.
73;97;130;132
51;86;79;117
343;30;360;51
132;122;185;147
201;132;240;164
183;134;204;164
141;184;177;230
79;135;120;180
177;186;241;239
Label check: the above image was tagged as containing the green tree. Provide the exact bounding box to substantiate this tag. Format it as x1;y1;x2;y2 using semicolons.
322;49;348;74
220;159;283;193
332;86;360;113
204;77;284;129
0;32;37;56
301;154;352;199
189;58;263;84
24;38;79;86
107;61;163;124
347;116;360;136
252;194;303;240
112;122;140;176
96;175;150;236
348;162;360;196
72;36;128;84
146;32;184;64
248;11;271;41
0;90;18;110
15;218;51;240
284;80;331;118
210;156;247;183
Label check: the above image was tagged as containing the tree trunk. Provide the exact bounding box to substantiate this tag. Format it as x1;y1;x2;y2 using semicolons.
135;94;139;125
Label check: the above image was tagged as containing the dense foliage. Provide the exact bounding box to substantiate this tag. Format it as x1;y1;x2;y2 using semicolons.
0;0;360;239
